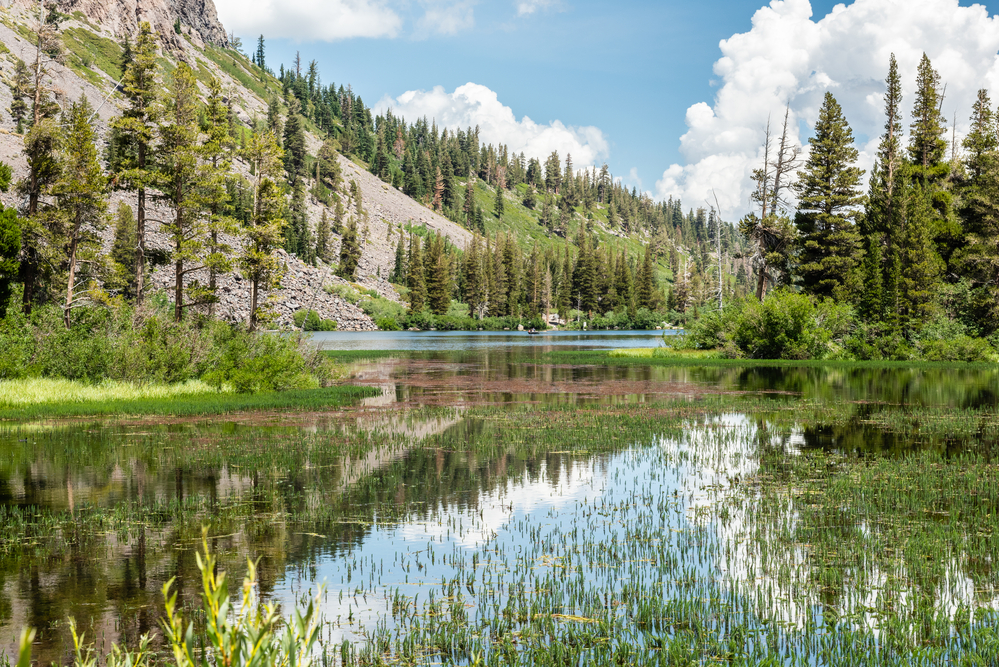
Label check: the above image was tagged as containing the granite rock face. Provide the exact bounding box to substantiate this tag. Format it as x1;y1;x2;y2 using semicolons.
13;0;229;51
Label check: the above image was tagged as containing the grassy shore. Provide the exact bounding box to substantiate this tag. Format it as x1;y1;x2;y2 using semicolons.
0;378;379;420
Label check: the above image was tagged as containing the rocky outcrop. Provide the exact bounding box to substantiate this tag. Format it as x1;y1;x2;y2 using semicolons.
11;0;229;51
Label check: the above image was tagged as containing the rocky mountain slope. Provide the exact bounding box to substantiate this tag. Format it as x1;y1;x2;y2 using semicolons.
0;0;475;330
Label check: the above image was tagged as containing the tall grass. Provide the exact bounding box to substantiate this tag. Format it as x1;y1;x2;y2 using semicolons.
0;378;227;407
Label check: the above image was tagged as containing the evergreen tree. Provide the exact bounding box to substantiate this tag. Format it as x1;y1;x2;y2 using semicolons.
963;89;997;183
901;183;943;324
109;21;158;302
242;130;286;330
9;59;30;133
53;97;106;327
337;216;361;279
494;182;505;218
315;209;332;263
908;53;947;178
0;163;19;317
157;64;204;321
201;77;237;317
407;234;426;313
463;235;486;318
391;230;406;283
255;35;266;71
463;175;475;227
635;245;656;310
862;54;905;324
793;92;864;299
108;202;137;296
283;97;307;181
426;234;450;315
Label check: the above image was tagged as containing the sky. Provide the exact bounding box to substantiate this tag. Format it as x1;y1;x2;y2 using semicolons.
213;0;999;219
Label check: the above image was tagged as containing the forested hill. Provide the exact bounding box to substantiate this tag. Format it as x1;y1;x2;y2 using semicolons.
0;0;745;332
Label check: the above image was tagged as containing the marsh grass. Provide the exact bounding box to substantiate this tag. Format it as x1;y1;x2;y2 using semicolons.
0;384;378;420
0;378;226;407
6;387;999;664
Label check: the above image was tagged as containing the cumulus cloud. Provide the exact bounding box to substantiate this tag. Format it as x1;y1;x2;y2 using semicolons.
215;0;402;41
375;83;610;167
416;0;478;36
656;0;999;220
516;0;563;17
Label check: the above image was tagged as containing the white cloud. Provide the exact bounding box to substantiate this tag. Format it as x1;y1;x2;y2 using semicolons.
516;0;563;17
215;0;402;41
375;82;610;168
656;0;999;220
416;0;478;36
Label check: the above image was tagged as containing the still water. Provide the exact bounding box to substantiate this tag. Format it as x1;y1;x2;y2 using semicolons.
2;337;998;663
311;329;675;351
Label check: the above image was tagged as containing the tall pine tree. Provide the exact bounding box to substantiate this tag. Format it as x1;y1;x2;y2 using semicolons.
793;92;864;300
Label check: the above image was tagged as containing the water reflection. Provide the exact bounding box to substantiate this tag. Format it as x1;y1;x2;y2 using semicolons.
2;355;999;662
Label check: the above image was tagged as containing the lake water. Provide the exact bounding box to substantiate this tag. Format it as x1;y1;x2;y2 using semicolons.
2;337;998;664
311;329;676;350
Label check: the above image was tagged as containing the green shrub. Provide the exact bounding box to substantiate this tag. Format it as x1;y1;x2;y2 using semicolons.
375;316;401;331
687;290;854;360
920;335;997;362
0;291;333;392
326;283;361;304
293;309;337;331
360;295;406;322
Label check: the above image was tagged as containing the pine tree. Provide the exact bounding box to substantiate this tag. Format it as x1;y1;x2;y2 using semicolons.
426;234;450;315
463;174;475;228
908;53;947;178
108;202;137;296
315;209;332;263
283;97;307;181
109;21;158;303
201;77;237;317
963;89;997;183
9;59;30;133
337;216;362;279
242;131;286;330
53;97;106;327
157;64;204;321
255;35;266;71
901;183;943;324
635;245;656;310
407;234;426;313
432;166;444;213
793;92;864;299
0;163;20;317
391;230;406;283
463;235;486;318
862;54;905;323
494;182;505;218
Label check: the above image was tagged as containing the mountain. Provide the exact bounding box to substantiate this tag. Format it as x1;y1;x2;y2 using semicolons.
0;0;747;331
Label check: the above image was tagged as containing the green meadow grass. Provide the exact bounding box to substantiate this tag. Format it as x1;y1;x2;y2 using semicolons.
0;382;378;420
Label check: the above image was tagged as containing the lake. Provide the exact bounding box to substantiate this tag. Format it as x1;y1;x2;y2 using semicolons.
2;337;998;665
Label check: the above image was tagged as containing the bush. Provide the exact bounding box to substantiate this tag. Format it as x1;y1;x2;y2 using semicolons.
326;283;361;304
687;291;853;360
359;294;406;323
293;309;337;331
0;290;333;392
375;316;401;331
920;335;997;362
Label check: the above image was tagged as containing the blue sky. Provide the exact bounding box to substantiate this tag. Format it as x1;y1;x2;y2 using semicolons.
215;0;999;216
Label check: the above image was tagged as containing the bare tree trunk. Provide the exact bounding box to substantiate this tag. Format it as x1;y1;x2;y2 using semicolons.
64;215;81;328
174;252;183;321
136;149;146;302
249;278;259;331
